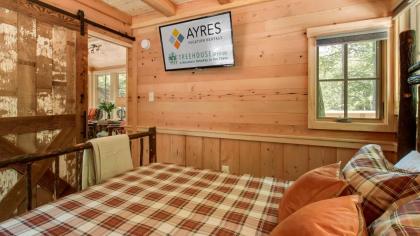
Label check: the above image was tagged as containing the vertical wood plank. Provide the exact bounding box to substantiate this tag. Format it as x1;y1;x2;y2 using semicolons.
308;146;337;170
17;13;35;116
75;26;88;143
36;21;53;116
202;137;220;171
65;29;75;114
186;136;203;168
336;148;357;167
52;25;67;115
283;144;309;180
239;141;261;177
127;41;137;127
0;8;17;117
143;136;150;165
130;139;140;167
170;135;186;165
157;133;170;163
16;13;36;153
260;142;283;178
220;139;240;175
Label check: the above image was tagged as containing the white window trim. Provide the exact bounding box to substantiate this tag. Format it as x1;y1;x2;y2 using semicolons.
306;17;396;132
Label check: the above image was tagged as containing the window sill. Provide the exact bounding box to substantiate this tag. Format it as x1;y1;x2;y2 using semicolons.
308;119;396;132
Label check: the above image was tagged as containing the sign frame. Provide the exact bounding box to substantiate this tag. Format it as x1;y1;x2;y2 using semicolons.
158;12;235;71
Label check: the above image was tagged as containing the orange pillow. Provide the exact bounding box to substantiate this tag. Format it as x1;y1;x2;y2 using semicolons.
271;195;367;236
278;163;348;221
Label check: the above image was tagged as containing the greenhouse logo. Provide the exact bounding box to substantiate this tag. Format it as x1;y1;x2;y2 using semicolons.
168;52;177;64
169;28;185;49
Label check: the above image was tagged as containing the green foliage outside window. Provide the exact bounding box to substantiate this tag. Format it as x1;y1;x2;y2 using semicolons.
318;40;381;119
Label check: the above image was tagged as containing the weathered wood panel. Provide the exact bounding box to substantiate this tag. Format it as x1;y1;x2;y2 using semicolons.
0;8;17;118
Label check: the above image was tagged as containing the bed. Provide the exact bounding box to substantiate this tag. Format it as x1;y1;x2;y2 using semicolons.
0;163;291;235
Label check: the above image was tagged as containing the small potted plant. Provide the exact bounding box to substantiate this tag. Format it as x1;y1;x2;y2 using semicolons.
98;101;116;120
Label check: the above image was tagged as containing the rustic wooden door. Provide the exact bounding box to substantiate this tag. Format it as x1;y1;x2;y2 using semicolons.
0;0;87;221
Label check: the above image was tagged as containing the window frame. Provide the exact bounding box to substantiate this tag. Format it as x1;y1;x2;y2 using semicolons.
316;41;383;121
307;17;396;132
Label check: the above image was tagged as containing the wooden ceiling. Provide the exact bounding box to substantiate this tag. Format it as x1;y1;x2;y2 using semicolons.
88;37;126;69
102;0;195;16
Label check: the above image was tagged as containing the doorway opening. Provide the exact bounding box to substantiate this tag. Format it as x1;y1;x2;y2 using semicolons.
87;36;128;138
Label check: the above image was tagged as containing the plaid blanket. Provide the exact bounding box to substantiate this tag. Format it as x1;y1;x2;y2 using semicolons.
0;163;290;236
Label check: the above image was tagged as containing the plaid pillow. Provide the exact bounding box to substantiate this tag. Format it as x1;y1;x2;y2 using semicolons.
369;195;420;235
342;144;420;225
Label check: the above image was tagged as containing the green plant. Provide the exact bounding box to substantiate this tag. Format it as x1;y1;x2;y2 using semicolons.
98;101;116;120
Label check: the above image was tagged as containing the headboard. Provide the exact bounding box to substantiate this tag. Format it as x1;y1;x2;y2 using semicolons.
398;29;419;160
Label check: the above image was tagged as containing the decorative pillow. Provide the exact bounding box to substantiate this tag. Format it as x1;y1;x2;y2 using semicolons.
342;144;420;225
369;195;420;235
278;162;348;221
271;195;367;236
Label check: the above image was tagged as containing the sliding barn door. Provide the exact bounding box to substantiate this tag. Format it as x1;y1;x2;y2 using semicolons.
0;1;87;221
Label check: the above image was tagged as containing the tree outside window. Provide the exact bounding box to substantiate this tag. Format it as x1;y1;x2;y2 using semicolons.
317;39;383;120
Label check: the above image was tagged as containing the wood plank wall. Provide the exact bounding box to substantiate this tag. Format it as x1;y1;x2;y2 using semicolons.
129;0;397;180
131;134;397;180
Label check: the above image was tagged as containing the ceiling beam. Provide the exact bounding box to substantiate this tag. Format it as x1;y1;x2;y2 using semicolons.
217;0;233;4
74;0;132;24
133;0;274;29
142;0;176;17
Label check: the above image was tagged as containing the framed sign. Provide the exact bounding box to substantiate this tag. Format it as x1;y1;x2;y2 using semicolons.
159;12;235;71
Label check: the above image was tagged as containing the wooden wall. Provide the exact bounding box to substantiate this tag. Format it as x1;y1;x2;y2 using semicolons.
129;0;397;180
131;134;397;180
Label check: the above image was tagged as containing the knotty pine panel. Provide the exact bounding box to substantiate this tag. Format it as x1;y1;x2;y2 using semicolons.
132;0;396;144
133;133;398;180
129;0;397;180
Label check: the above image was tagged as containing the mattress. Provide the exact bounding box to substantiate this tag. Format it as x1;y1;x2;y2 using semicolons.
0;163;291;236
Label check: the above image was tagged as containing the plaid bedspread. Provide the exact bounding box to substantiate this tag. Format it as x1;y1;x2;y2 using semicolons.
0;163;290;236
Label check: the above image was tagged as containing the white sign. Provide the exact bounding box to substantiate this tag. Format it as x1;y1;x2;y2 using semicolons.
159;12;235;71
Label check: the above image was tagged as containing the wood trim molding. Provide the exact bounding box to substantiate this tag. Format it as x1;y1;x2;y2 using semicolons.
90;64;126;72
306;17;392;38
126;126;397;152
131;0;274;29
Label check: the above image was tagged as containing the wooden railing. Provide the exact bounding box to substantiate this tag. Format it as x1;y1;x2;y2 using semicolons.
0;127;157;212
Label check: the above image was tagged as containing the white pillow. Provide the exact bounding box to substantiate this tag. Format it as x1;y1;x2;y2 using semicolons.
395;151;420;172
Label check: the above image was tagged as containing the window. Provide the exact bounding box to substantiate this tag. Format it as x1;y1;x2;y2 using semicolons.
118;73;127;98
317;37;384;121
96;74;111;103
307;18;395;132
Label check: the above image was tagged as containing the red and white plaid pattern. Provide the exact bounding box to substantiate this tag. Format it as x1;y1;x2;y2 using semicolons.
369;195;420;235
342;144;420;225
0;163;290;236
